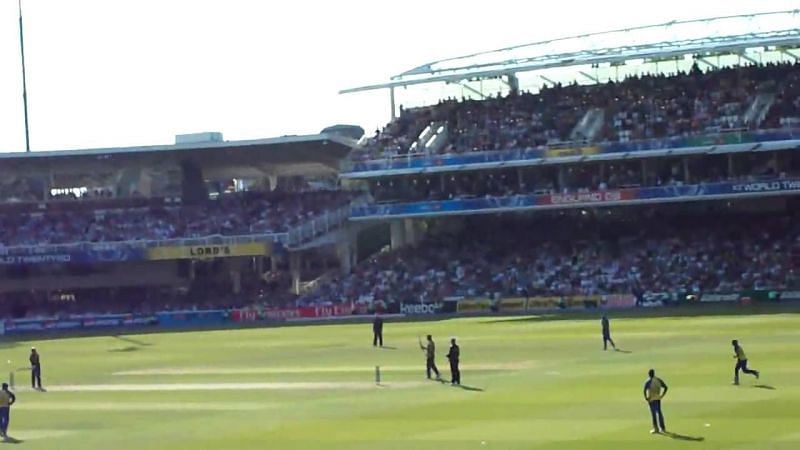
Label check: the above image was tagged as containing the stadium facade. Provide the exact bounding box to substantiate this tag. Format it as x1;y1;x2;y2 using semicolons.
2;11;800;333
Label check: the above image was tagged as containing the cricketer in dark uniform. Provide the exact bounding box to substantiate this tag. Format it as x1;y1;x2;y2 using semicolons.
643;369;668;434
30;347;42;390
732;339;760;385
447;338;460;385
420;335;440;380
372;314;384;347
601;315;616;351
0;383;16;438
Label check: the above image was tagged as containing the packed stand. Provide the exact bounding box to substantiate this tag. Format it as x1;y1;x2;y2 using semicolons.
0;190;356;247
304;212;800;306
356;62;800;160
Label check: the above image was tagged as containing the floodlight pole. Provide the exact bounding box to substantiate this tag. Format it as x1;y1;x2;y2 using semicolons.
19;0;31;152
389;87;396;120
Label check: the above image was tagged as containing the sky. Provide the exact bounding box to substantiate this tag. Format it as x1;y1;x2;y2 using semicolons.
0;0;796;153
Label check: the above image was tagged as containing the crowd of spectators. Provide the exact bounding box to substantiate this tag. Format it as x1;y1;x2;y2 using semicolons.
304;211;800;307
0;190;356;247
358;62;800;160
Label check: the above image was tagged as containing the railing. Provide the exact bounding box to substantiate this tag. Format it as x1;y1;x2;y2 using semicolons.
285;203;351;247
343;127;800;174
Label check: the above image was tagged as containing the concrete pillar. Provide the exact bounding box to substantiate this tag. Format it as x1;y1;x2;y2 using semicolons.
404;219;417;246
390;220;406;249
337;241;353;275
230;269;241;294
728;153;734;179
270;256;278;272
683;158;690;183
289;252;302;295
267;175;278;191
641;159;647;185
256;256;264;276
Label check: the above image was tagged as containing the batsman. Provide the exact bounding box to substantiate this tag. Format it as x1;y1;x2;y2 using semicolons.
419;335;441;380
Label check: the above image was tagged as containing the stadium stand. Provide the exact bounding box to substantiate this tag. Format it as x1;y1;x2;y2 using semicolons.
0;190;355;246
300;208;800;308
355;62;800;160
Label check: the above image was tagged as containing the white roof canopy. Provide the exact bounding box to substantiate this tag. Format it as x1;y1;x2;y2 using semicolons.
341;10;800;94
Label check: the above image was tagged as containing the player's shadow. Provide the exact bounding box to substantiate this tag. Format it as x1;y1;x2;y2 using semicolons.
378;346;398;350
664;432;704;442
753;384;776;390
2;435;24;444
108;346;141;353
112;335;152;347
615;349;633;354
455;384;485;392
110;335;153;352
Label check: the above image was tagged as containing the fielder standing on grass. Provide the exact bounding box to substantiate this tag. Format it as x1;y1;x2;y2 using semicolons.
447;338;460;385
0;382;16;439
601;315;617;351
732;339;760;385
419;335;441;380
30;347;42;390
643;369;668;434
372;313;384;347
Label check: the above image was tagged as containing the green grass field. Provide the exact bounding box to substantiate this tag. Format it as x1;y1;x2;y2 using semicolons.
2;308;799;449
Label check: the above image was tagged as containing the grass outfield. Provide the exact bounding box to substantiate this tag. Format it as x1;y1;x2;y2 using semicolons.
2;308;799;449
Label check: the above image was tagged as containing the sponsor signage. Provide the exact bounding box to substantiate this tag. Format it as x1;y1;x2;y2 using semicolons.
731;180;800;193
353;177;800;219
0;253;73;265
156;310;228;327
544;145;600;158
498;297;527;312
640;292;669;307
603;294;637;309
546;190;629;205
0;245;145;265
526;296;563;310
400;302;444;315
297;304;353;318
701;292;740;303
779;290;800;300
456;299;493;313
230;308;301;322
3;313;160;335
148;242;271;261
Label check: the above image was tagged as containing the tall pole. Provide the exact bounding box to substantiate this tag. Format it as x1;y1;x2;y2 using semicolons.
19;0;31;152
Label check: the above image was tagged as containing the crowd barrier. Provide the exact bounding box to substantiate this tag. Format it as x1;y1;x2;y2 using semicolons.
0;290;789;336
352;178;800;218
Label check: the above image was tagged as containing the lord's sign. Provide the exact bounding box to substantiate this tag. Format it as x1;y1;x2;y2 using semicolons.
147;242;271;260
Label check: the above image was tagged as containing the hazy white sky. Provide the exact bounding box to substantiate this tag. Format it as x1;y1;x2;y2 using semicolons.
0;0;796;152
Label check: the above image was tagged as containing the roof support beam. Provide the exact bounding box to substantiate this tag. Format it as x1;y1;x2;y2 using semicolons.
738;52;758;64
540;75;557;86
454;81;486;99
780;48;798;60
579;71;598;83
696;57;719;69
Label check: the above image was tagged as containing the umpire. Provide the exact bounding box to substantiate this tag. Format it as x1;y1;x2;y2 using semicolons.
447;338;461;385
372;313;384;347
30;347;42;391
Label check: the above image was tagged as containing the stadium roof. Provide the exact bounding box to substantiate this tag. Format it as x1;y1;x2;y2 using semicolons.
0;133;357;179
341;10;800;94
